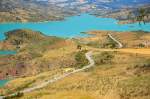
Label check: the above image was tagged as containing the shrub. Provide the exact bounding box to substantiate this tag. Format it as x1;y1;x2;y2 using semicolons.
94;52;114;65
103;36;118;48
138;43;145;48
75;50;88;68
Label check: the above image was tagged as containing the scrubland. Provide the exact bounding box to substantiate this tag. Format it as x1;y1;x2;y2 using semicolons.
0;30;150;99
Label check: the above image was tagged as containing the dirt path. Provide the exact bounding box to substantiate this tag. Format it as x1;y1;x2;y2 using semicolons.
108;34;123;48
0;51;94;99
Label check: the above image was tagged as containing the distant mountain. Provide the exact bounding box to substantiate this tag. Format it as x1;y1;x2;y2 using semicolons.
0;0;77;22
0;0;150;22
41;0;150;10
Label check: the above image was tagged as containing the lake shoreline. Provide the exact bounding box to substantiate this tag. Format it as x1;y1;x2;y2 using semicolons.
0;79;9;87
0;14;150;41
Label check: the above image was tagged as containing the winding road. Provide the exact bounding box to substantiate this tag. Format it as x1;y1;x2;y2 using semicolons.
0;34;123;99
108;33;123;48
0;51;94;99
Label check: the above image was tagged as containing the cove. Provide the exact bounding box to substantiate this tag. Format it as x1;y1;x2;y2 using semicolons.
0;51;15;87
0;50;16;55
0;14;150;40
0;80;9;87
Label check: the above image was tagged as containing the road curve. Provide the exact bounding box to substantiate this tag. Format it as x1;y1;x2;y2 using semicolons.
0;51;94;99
108;34;123;48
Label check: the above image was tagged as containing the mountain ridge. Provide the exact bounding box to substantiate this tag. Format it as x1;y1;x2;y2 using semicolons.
0;0;150;22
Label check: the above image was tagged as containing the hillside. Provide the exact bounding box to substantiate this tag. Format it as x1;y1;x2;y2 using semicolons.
100;6;150;24
0;29;77;79
0;1;150;99
0;0;150;23
1;48;150;99
0;0;76;22
0;30;150;99
78;30;150;48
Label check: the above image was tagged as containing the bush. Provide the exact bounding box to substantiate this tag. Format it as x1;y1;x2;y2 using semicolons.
94;52;114;65
103;36;118;48
138;43;145;48
75;50;88;68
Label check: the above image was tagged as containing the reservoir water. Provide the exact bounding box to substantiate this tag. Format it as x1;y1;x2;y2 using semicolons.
0;80;9;87
0;14;150;40
0;14;150;87
0;50;16;55
0;51;16;87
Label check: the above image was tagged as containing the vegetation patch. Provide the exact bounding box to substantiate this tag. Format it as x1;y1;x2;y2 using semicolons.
103;36;118;48
87;41;101;48
74;50;89;68
118;75;150;99
94;51;114;65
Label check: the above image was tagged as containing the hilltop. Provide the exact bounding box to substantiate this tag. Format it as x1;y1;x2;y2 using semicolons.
1;29;63;50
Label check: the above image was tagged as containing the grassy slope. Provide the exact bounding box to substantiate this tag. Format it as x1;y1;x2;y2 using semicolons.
1;30;150;99
7;50;149;99
80;30;150;48
0;0;77;22
0;29;78;79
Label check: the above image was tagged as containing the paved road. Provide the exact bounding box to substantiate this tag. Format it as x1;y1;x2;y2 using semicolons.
108;34;123;48
0;51;94;99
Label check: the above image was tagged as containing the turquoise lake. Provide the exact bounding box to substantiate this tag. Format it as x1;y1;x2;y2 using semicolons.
0;50;16;55
0;14;150;40
0;80;9;87
0;14;150;87
0;51;16;87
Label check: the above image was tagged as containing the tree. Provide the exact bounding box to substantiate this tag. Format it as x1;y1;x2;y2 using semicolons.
128;7;149;25
75;50;88;68
13;39;22;49
77;45;82;50
138;43;145;48
137;8;146;24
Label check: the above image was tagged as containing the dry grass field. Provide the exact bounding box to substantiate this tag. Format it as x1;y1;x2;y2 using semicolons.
80;31;150;48
1;30;150;99
1;48;150;99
